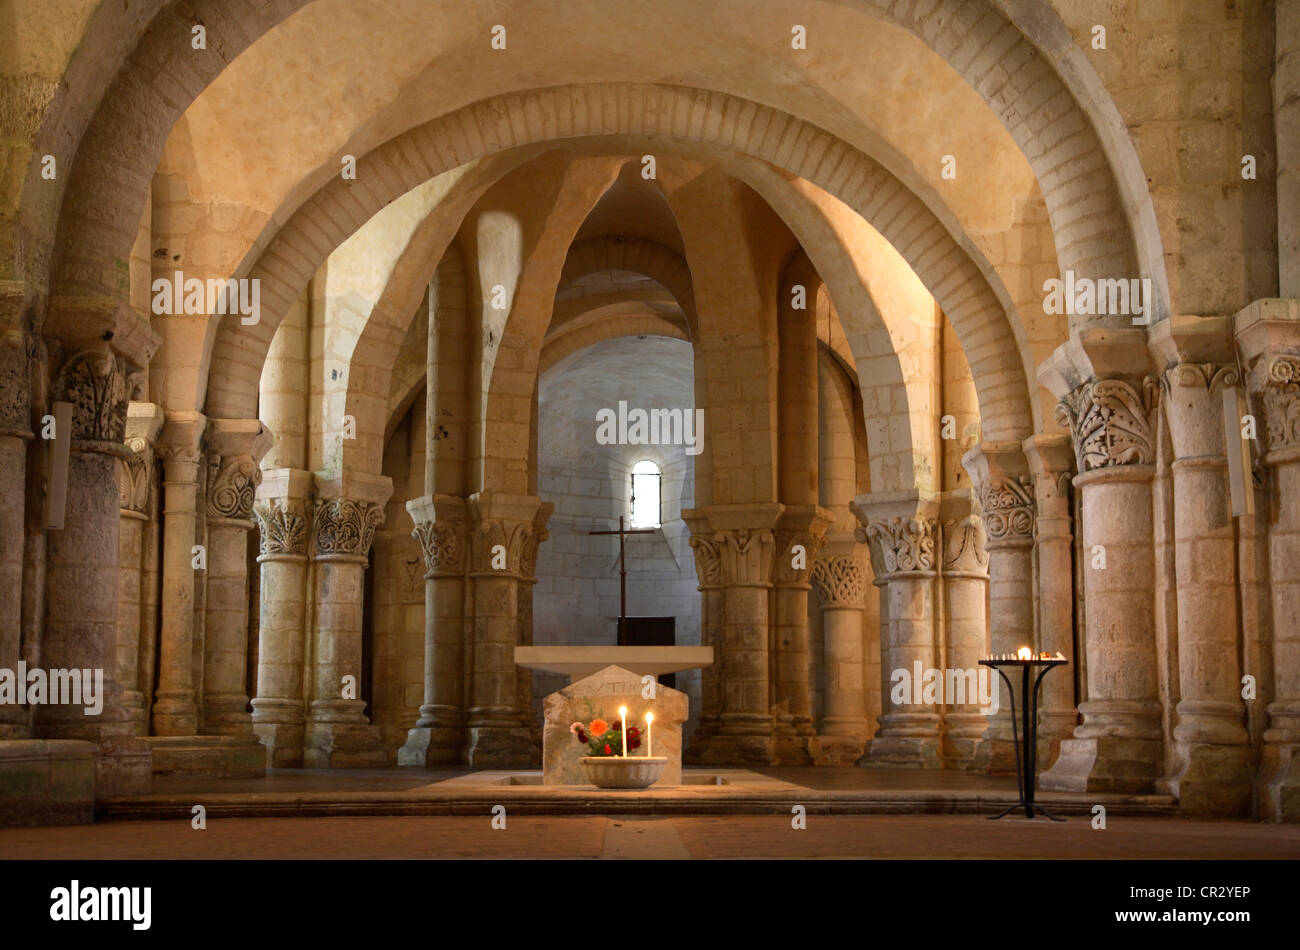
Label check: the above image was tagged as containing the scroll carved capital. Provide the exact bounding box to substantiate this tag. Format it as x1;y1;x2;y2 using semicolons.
206;455;261;521
51;349;137;445
1055;376;1157;472
253;498;310;557
117;441;151;513
688;535;721;590
313;498;385;559
863;517;937;577
1259;355;1300;455
809;556;868;607
412;518;465;577
974;474;1035;544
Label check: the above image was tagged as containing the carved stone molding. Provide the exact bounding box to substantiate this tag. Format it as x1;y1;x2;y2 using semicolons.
206;455;261;522
974;475;1035;543
862;517;937;577
688;535;721;590
411;518;466;577
313;498;385;559
253;498;310;558
1259;355;1300;455
1161;362;1240;393
942;516;989;576
809;556;868;607
51;349;136;446
1055;376;1157;472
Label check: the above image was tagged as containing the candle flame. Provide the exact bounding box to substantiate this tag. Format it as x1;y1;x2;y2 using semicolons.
619;706;627;716
1017;646;1033;661
645;712;653;722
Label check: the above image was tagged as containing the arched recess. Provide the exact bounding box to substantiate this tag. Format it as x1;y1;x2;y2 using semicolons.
557;237;697;336
202;85;1034;455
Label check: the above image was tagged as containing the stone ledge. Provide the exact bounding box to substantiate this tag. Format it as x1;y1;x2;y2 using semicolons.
143;735;266;779
0;739;96;828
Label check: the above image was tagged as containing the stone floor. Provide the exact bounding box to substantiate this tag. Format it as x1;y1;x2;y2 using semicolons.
1;814;1297;859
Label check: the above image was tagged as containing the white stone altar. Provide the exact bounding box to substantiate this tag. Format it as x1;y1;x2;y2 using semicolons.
540;664;688;786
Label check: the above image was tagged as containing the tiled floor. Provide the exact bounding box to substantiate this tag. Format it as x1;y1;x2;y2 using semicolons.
1;814;1296;860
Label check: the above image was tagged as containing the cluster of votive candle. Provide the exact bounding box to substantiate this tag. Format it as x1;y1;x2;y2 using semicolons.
987;647;1068;661
617;705;653;757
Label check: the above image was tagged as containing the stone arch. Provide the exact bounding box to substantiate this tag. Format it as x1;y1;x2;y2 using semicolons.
558;237;697;335
203;84;1033;450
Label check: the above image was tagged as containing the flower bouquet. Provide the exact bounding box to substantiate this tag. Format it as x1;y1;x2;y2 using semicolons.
569;707;666;789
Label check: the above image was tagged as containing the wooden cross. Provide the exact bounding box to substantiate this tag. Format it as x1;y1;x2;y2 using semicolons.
588;515;657;642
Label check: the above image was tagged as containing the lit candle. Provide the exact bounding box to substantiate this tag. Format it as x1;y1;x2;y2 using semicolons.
1017;646;1032;661
619;706;627;757
645;712;654;757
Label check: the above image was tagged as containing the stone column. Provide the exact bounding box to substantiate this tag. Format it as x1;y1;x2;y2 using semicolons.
116;403;164;734
964;443;1036;774
1023;434;1079;766
516;502;552;741
855;494;942;768
940;512;990;768
1152;318;1253;815
771;505;831;763
0;329;32;739
400;494;469;765
1041;372;1164;793
201;422;268;735
465;491;542;768
1239;299;1300;820
40;347;151;794
250;469;313;767
683;514;722;763
304;485;389;768
810;552;871;763
150;411;206;737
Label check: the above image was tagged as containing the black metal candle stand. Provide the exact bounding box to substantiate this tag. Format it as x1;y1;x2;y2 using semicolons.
977;656;1069;821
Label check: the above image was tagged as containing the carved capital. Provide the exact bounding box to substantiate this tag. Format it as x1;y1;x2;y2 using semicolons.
118;443;151;514
470;517;534;577
206;455;261;521
772;529;827;585
942;516;989;576
809;555;868;607
254;498;310;558
1055;376;1157;472
974;474;1035;545
713;527;777;587
1258;355;1300;456
0;329;33;436
863;517;937;577
51;348;138;446
688;535;721;590
411;518;466;577
313;498;385;559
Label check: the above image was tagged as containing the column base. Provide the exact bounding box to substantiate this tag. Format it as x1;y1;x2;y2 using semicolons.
1256;742;1300;822
398;725;466;767
94;736;153;798
150;691;199;737
1039;735;1163;793
683;719;718;763
251;698;305;768
0;740;96;827
200;695;255;736
466;724;539;769
697;734;775;767
303;721;390;769
942;712;988;770
814;731;868;766
857;734;943;769
1165;741;1253;817
1036;709;1079;770
143;734;266;778
968;732;1019;775
773;733;814;765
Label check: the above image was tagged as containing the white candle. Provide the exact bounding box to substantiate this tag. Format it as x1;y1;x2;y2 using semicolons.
619;706;627;757
645;712;654;757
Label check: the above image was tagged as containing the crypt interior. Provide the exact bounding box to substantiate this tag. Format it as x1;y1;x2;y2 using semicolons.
1;0;1299;836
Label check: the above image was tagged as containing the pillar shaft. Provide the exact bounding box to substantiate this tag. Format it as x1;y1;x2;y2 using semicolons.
810;553;870;764
0;329;31;738
940;515;989;768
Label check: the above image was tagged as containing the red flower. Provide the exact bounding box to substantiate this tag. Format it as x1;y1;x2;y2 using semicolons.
576;729;587;743
627;727;640;740
604;744;612;755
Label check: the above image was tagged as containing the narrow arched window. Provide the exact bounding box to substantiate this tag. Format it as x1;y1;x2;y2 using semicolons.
630;459;661;529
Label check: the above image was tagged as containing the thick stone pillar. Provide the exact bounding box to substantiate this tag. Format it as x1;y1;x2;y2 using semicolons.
965;443;1036;774
400;495;469;765
304;482;390;768
116;404;163;734
810;552;871;763
201;421;268;736
771;505;832;763
689;503;783;766
0;328;32;739
250;469;313;767
517;503;552;741
1152;317;1253;816
150;411;206;737
855;494;942;768
1041;367;1164;793
683;514;722;763
465;491;542;768
940;511;989;768
1239;299;1300;820
40;347;150;794
1023;434;1079;766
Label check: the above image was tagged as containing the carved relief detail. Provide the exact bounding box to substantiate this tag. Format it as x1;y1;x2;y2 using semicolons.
253;499;310;557
974;475;1035;542
862;517;937;576
809;556;868;607
206;455;261;521
313;498;385;558
1055;377;1157;472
